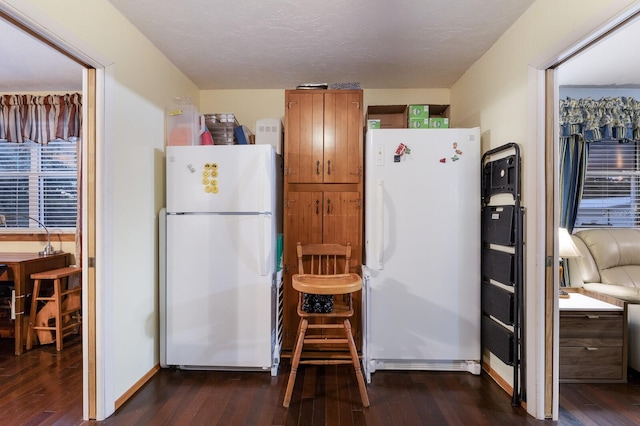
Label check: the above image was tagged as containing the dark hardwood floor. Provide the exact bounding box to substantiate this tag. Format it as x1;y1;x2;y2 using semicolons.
2;336;640;425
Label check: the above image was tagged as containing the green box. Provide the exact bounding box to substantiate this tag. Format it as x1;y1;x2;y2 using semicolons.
429;118;449;128
276;234;283;271
408;118;429;128
408;104;429;118
367;119;381;129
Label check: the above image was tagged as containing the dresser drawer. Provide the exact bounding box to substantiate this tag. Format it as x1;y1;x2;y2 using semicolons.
560;345;625;380
560;346;623;365
560;363;624;381
559;312;623;345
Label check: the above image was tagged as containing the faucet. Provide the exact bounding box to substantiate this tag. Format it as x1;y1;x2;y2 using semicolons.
0;214;57;256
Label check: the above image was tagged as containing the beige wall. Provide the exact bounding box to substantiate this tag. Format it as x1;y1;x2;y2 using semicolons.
200;88;450;134
2;0;199;418
451;0;638;418
0;241;76;260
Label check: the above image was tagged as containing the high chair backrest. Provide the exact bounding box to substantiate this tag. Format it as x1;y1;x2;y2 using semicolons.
296;242;351;275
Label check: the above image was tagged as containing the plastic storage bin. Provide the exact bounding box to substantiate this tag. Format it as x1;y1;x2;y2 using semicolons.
166;100;200;146
204;113;238;145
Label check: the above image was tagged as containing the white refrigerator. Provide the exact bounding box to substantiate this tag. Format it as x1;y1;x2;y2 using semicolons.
363;128;481;381
160;144;282;375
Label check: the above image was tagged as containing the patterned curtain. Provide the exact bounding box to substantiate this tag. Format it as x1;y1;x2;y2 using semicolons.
559;97;640;232
560;97;640;142
0;93;82;144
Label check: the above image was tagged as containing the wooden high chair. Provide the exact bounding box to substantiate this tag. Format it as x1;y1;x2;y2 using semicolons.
283;242;369;408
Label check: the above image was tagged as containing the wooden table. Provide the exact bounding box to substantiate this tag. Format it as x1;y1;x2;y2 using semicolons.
0;252;70;355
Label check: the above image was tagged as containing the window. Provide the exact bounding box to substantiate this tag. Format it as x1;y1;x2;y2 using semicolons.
575;140;640;228
0;138;78;231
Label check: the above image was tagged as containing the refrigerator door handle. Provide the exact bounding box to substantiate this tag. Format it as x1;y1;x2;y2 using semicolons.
258;150;272;213
376;180;384;269
259;214;268;276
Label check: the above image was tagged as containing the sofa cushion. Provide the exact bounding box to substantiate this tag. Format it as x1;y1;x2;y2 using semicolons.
576;228;640;288
582;283;640;303
569;235;600;284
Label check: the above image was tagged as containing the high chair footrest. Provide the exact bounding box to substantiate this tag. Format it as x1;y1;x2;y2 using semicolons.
300;359;354;366
304;338;349;344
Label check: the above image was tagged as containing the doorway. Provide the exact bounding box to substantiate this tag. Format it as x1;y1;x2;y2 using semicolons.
0;10;99;419
545;7;640;420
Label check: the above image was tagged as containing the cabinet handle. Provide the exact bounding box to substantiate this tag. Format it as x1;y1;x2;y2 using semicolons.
316;160;320;175
327;198;331;214
585;347;598;351
586;315;600;319
315;199;319;215
327;160;331;175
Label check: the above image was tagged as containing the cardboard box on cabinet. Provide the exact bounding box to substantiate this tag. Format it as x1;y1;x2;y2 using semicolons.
428;104;450;119
429;118;450;128
408;118;429;128
366;105;408;129
367;119;381;129
408;104;429;118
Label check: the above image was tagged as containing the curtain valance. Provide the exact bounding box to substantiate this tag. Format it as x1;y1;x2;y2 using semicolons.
0;93;82;144
559;97;640;142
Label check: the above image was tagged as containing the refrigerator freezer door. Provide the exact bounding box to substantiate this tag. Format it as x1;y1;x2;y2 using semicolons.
364;128;481;366
164;213;274;368
166;145;275;214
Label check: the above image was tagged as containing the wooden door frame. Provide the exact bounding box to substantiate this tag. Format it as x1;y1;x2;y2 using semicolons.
543;67;558;419
82;68;98;420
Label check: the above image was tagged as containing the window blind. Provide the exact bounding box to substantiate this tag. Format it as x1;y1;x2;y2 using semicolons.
0;139;78;230
575;140;640;228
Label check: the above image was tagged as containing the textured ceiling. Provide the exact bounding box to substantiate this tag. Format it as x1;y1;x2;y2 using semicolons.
106;0;535;89
3;1;639;94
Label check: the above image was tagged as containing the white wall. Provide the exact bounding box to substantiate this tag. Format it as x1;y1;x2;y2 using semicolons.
451;0;639;419
0;0;199;419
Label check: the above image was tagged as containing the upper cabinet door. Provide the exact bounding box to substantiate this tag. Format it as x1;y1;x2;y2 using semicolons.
285;92;324;183
323;92;362;184
285;90;362;184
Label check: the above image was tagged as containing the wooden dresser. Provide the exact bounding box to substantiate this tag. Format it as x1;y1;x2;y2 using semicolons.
559;289;627;383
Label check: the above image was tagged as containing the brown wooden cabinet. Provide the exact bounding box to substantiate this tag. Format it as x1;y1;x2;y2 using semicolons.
559;289;627;383
282;89;363;350
285;91;362;184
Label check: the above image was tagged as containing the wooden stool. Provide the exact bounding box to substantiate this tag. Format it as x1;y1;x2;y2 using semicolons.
27;266;82;351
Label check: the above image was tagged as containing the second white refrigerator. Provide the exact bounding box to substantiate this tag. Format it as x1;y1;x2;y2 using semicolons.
363;128;481;381
161;145;282;374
